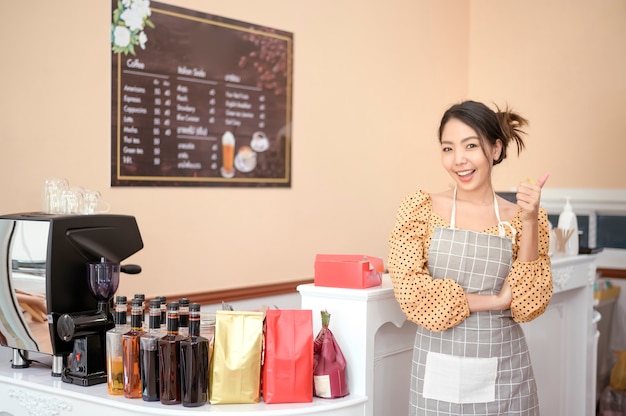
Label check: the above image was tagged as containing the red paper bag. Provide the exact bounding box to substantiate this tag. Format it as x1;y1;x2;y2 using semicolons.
262;309;314;403
313;310;349;399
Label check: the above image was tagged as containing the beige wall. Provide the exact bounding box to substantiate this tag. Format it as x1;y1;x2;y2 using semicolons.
0;1;623;298
468;0;626;190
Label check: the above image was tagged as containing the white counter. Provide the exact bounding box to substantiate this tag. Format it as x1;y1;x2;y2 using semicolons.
0;354;366;416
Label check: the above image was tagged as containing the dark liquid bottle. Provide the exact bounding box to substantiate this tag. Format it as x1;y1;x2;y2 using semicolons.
159;301;184;405
158;296;167;329
140;299;162;401
122;298;145;398
178;297;190;337
134;293;146;328
180;303;209;407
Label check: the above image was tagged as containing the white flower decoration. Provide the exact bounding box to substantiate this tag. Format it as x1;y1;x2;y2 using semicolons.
111;0;154;56
120;9;144;32
113;26;131;48
138;31;148;49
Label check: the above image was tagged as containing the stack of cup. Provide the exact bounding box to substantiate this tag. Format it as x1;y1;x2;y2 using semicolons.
42;178;69;214
42;178;110;215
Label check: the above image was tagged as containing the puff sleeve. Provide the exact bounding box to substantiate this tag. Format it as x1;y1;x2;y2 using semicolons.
387;191;470;332
508;208;554;322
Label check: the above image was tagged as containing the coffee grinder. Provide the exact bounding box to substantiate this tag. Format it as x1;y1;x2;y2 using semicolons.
57;259;141;386
0;213;143;385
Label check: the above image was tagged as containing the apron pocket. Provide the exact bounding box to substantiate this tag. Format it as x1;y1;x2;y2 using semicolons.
423;352;498;404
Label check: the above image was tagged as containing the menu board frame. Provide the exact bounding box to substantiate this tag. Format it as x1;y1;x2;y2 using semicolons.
110;1;293;187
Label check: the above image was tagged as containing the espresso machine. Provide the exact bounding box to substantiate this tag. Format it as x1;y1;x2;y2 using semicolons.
0;212;143;386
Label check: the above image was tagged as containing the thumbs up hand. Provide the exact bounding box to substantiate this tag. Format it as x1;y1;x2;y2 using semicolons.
516;173;549;222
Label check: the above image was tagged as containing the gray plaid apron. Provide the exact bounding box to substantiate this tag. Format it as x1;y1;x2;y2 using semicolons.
409;190;539;415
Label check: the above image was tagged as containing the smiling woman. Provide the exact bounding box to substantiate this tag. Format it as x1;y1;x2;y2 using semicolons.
388;100;553;416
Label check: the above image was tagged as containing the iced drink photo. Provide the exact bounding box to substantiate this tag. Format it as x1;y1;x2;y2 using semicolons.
221;131;235;178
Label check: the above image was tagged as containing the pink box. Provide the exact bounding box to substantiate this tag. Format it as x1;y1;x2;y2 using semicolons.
314;254;384;289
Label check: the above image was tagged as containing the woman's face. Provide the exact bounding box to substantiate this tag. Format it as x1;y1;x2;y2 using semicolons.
440;118;501;190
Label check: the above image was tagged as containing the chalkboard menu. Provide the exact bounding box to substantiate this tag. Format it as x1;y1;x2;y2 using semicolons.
111;1;293;187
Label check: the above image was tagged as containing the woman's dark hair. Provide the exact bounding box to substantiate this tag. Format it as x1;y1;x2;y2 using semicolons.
437;100;527;165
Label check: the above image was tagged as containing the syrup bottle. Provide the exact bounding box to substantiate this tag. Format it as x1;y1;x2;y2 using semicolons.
140;299;162;401
133;293;146;328
180;302;209;407
159;301;184;404
122;298;145;398
106;295;128;395
158;296;167;329
178;298;190;337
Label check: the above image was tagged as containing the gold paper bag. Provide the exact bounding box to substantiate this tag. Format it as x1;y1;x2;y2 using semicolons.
209;310;264;404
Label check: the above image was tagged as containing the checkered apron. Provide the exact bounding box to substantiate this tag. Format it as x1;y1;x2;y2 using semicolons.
409;191;539;415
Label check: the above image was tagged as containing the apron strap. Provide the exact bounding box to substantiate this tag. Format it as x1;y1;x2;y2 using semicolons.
450;187;458;229
494;194;517;241
451;188;517;241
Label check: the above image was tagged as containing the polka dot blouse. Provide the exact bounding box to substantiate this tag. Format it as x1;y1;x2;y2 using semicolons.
387;190;553;332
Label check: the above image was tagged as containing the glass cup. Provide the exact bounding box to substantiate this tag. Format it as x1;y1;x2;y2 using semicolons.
42;178;69;214
82;190;110;215
221;131;235;178
59;187;84;214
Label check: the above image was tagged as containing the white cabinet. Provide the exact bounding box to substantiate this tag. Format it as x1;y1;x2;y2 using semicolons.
298;278;417;416
521;255;598;416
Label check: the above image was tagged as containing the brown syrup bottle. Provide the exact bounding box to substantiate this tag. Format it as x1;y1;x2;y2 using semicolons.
159;301;184;404
178;297;190;337
180;303;209;407
140;299;162;401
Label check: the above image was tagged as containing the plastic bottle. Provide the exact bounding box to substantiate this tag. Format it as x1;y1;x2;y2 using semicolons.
557;197;579;257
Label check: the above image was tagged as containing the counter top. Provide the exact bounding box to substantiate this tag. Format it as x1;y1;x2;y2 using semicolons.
550;254;597;292
299;254;596;300
0;354;366;416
